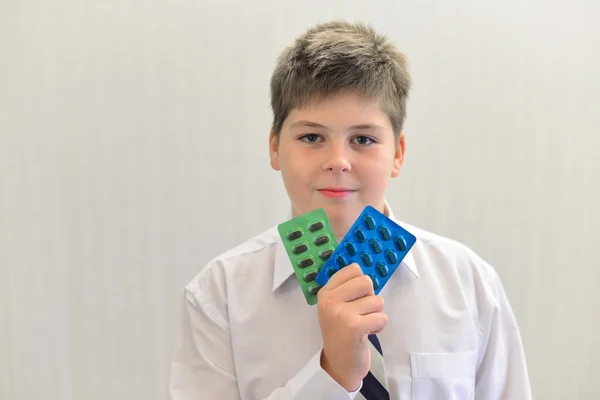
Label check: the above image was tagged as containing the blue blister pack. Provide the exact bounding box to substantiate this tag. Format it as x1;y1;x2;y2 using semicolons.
315;205;417;294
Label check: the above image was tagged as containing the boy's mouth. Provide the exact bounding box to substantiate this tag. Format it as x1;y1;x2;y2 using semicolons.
317;188;356;199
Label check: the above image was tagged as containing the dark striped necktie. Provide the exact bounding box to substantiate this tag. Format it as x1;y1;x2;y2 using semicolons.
356;334;390;400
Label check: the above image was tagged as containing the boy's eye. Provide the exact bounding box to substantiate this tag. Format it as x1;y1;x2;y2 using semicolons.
301;134;321;143
352;136;375;145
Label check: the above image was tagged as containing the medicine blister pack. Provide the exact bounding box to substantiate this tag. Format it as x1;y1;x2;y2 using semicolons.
276;208;339;305
315;206;416;294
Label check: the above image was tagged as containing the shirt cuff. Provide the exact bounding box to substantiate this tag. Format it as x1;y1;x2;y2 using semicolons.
289;349;361;400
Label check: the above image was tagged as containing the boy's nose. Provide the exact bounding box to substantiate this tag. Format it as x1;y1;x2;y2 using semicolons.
322;145;351;173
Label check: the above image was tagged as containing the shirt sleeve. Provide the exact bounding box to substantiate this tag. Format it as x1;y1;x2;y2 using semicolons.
168;287;361;400
474;270;532;399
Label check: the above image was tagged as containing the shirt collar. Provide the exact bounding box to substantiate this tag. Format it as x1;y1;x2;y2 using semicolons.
272;200;420;292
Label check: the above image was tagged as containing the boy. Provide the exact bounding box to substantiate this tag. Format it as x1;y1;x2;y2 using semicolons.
169;21;531;399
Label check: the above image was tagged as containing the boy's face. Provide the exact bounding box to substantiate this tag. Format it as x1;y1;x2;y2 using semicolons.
269;92;405;240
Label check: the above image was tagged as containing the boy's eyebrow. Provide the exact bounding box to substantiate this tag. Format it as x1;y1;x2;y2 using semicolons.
348;124;385;131
290;120;384;131
290;120;331;130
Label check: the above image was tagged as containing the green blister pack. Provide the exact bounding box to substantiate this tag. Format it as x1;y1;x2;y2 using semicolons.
276;208;338;305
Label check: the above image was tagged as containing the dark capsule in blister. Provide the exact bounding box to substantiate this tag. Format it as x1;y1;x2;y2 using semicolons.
314;235;330;246
326;267;336;277
345;241;357;256
309;221;324;232
319;249;333;260
298;257;314;268
336;254;348;267
395;236;407;252
286;229;303;241
355;228;366;243
370;239;382;254
379;226;391;241
376;262;388;277
385;249;398;264
304;271;317;282
370;275;380;291
364;215;376;230
308;284;321;296
293;243;308;254
361;252;373;267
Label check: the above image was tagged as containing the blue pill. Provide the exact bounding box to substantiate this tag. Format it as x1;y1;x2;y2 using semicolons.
364;215;375;230
355;228;366;243
395;236;407;252
345;241;357;256
370;239;382;254
370;275;380;291
361;252;373;267
336;254;348;267
376;262;388;277
385;249;398;264
379;226;391;241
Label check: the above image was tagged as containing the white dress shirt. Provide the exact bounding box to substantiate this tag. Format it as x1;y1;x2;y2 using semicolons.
169;203;532;399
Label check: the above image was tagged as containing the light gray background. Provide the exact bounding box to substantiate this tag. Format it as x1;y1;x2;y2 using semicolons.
1;0;599;399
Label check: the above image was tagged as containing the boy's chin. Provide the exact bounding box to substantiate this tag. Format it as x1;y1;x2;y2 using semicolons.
320;203;364;226
294;200;366;222
322;203;361;217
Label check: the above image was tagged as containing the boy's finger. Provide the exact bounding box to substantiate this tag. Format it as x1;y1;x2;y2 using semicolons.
347;295;384;316
334;275;376;302
361;312;388;335
323;263;363;290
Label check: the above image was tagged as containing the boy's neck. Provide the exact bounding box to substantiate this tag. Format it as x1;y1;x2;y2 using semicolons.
332;219;354;244
331;202;389;243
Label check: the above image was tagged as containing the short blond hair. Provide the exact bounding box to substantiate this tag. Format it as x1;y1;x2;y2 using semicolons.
270;20;412;139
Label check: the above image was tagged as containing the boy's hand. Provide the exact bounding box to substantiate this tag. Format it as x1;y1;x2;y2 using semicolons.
316;263;387;392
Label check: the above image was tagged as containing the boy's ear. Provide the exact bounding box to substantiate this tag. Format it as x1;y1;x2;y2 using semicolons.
391;131;406;178
269;129;281;171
